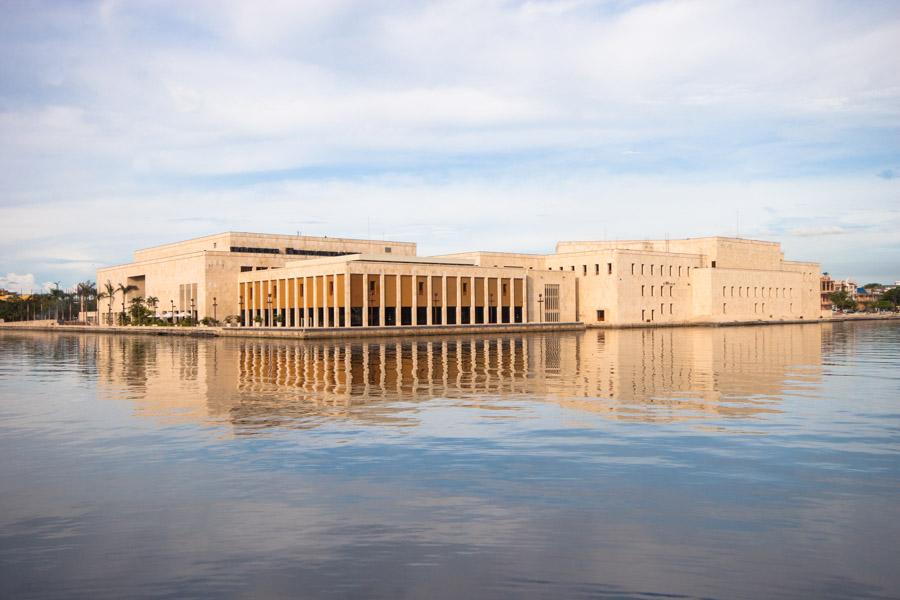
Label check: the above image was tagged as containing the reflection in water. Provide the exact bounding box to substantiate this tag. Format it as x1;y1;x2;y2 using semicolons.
93;326;825;431
1;322;899;600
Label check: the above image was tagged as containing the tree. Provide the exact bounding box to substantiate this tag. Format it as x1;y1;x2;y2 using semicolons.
146;296;159;316
76;280;96;323
116;283;138;324
863;283;882;290
881;287;900;307
829;290;856;311
99;280;116;325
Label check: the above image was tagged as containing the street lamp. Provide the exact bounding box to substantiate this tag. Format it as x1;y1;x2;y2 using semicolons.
537;293;543;323
266;293;272;327
190;297;195;324
238;295;244;327
170;299;175;323
213;296;217;322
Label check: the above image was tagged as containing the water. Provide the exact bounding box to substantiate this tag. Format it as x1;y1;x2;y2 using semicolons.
1;322;898;599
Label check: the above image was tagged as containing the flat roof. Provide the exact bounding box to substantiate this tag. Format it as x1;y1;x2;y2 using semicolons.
135;231;416;254
283;253;478;268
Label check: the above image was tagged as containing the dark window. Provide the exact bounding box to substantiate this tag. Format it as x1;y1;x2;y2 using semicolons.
596;309;605;322
711;260;717;268
284;247;354;257
240;266;253;272
595;264;599;275
607;263;613;275
384;247;392;253
583;265;587;275
230;246;280;254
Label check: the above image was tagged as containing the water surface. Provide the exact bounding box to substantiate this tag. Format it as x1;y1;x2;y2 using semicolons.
1;322;899;599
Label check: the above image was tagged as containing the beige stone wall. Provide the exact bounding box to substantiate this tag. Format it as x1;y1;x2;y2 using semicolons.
135;231;416;262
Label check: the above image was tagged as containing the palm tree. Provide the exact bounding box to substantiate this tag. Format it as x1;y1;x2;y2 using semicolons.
146;296;159;318
100;280;116;325
76;280;96;324
49;282;64;322
116;283;138;325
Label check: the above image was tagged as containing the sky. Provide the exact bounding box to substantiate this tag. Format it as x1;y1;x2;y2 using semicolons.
1;0;899;292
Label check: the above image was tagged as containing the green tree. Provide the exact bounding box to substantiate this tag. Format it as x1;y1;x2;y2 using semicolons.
829;290;856;311
881;287;900;306
116;283;138;324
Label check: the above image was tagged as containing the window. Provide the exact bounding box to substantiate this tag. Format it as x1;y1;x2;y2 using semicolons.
641;264;645;275
583;265;587;275
731;286;734;297
678;266;682;277
595;264;599;275
559;266;563;271
668;266;672;276
723;303;727;314
687;267;690;276
642;309;646;321
571;265;575;271
607;263;613;275
650;265;654;275
241;266;253;272
418;281;424;293
723;286;726;296
669;303;673;314
631;263;635;275
711;260;717;268
596;309;605;322
369;280;375;292
660;303;664;315
384;247;392;253
641;285;645;297
462;282;468;293
543;284;560;322
650;285;654;296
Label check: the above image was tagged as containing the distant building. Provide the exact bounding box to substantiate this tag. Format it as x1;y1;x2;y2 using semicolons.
98;233;824;329
820;273;835;311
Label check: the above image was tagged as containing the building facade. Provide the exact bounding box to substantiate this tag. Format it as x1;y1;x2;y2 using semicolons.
98;232;823;329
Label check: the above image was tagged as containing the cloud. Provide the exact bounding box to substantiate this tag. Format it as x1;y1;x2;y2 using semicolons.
1;1;900;283
0;273;43;293
789;226;847;237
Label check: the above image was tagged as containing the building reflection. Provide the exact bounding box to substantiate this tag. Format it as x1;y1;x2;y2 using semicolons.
94;325;826;431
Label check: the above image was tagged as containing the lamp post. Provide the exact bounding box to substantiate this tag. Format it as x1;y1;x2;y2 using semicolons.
537;293;543;323
213;296;217;323
190;297;195;324
170;299;175;324
266;293;272;327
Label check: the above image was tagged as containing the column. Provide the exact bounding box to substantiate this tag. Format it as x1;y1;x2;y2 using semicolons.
379;272;385;328
426;275;433;325
322;275;329;327
293;278;300;328
522;276;528;323
505;277;511;324
312;276;319;327
483;276;490;323
469;276;475;325
344;270;351;328
362;275;369;327
455;275;462;325
441;274;447;325
302;277;308;328
395;273;402;327
411;272;417;325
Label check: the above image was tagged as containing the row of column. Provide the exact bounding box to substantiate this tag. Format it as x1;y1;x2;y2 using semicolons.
239;272;528;328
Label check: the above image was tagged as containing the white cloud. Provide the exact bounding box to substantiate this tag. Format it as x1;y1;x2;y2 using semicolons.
0;273;41;294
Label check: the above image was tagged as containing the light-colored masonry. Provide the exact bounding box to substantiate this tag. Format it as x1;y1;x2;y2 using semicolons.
96;231;824;329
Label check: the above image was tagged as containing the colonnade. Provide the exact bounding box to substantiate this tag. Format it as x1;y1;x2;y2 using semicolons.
238;272;528;328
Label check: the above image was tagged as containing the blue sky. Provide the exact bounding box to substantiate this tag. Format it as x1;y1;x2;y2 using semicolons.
1;0;899;292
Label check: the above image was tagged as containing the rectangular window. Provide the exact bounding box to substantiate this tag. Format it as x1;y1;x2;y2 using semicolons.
607;263;613;275
642;309;646;321
543;284;560;322
669;303;673;314
583;265;587;275
596;309;605;322
711;260;717;268
650;285;654;296
641;264;645;275
641;285;645;296
631;263;635;275
384;247;392;253
571;265;575;271
240;266;253;272
679;266;682;277
650;264;654;275
595;264;600;275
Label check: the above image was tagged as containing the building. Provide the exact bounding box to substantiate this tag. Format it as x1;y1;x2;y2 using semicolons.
97;232;416;324
98;232;823;329
820;273;835;312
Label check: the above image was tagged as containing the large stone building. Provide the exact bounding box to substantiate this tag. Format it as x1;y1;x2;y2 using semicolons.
98;232;824;329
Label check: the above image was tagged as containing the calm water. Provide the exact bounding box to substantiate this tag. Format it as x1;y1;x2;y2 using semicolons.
1;322;899;599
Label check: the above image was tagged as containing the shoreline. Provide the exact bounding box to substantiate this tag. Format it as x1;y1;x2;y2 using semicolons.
1;314;898;339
